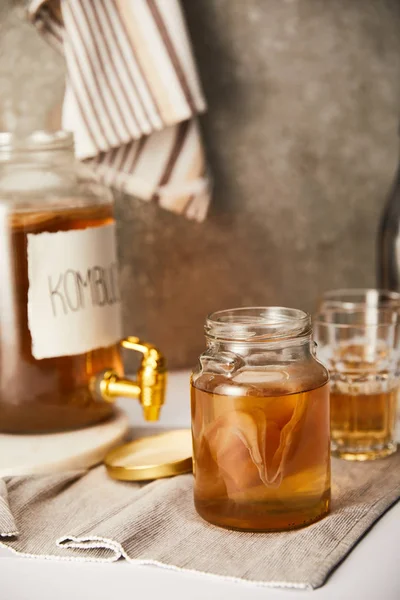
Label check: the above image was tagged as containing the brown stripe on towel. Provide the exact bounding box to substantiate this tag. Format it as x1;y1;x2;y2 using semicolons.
114;144;131;173
158;120;191;189
89;1;144;136
66;1;121;147
78;0;140;142
101;0;163;131
62;10;111;149
126;138;148;174
115;0;177;125
146;0;197;114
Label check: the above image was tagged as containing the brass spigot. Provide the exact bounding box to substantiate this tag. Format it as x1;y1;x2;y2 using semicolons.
90;337;167;422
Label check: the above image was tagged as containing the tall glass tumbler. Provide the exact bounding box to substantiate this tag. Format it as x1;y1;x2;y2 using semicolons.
314;308;399;461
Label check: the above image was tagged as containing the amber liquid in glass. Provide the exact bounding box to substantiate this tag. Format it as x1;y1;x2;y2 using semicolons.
330;387;397;460
191;379;330;532
0;204;122;433
329;343;398;460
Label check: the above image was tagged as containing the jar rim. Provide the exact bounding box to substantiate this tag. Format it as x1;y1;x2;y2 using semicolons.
0;130;74;154
205;307;311;342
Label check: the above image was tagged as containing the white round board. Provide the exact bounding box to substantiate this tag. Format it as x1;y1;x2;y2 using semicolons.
0;409;130;477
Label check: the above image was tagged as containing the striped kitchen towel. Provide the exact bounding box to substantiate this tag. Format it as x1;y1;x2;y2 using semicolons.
28;0;211;222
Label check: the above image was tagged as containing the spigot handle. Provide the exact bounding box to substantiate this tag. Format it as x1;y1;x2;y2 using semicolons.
90;337;167;422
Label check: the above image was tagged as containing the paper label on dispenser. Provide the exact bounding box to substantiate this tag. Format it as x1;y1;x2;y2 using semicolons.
27;223;122;359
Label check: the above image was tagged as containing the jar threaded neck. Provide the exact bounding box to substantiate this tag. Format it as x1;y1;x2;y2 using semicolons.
205;307;312;343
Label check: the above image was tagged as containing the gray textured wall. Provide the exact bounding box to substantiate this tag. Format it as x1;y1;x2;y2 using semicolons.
1;0;400;369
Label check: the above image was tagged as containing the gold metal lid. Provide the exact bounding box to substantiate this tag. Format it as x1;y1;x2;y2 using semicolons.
105;429;193;481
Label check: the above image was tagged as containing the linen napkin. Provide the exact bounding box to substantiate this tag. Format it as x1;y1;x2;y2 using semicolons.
27;0;211;222
1;452;399;590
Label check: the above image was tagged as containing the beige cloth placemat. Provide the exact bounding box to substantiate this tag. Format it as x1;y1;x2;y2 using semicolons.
0;453;399;590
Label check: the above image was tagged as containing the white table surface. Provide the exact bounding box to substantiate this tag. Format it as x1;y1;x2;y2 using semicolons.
1;370;400;600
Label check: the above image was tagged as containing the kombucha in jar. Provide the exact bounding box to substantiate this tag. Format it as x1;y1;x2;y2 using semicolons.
0;131;123;433
191;307;331;532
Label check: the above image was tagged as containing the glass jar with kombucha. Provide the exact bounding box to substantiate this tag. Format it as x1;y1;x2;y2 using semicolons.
0;131;123;433
191;307;331;532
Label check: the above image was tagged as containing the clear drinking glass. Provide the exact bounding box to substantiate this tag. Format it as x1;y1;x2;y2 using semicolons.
314;308;399;461
191;307;331;532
